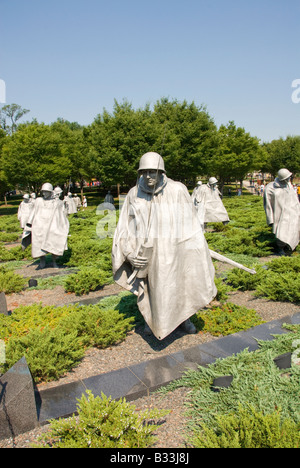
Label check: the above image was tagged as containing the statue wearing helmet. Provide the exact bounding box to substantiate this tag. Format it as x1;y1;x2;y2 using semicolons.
194;176;230;228
23;182;69;269
18;193;34;229
263;168;300;255
112;152;217;340
64;191;77;214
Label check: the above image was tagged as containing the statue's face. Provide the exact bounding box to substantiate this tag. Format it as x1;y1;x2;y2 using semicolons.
141;170;162;188
42;190;52;199
281;177;291;186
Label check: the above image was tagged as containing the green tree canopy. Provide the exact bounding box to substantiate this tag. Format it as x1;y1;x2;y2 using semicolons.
0;103;30;134
87;99;158;187
88;97;218;187
1;122;71;192
263;136;300;177
152;98;218;182
206;121;265;190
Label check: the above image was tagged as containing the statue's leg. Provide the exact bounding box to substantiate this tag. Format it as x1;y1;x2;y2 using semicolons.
276;239;287;256
39;256;46;269
52;254;59;268
180;319;197;334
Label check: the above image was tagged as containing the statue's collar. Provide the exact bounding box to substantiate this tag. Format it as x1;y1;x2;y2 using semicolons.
138;173;168;195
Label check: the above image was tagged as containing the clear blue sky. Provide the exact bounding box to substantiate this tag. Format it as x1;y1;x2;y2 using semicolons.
1;0;300;142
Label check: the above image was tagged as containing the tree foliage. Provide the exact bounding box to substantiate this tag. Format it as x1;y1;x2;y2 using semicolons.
0;103;30;134
1;99;299;199
206;121;266;190
262;135;300;176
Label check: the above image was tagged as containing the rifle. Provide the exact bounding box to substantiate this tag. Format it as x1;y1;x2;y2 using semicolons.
209;249;256;274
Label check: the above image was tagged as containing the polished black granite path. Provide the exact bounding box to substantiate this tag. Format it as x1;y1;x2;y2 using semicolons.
37;312;300;424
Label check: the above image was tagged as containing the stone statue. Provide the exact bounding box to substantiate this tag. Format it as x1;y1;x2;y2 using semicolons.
112;152;217;340
263;168;300;255
103;191;115;210
25;182;70;269
197;177;230;227
73;194;81;208
64;192;77;214
104;191;115;205
17;194;34;229
53;186;63;200
191;181;205;230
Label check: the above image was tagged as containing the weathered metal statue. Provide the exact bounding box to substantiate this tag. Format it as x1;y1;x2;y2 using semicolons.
23;183;69;269
112;152;218;340
197;177;230;226
264;168;300;255
17;194;34;229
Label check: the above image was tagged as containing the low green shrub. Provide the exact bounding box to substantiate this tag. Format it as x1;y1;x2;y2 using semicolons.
205;197;275;258
192;404;300;448
0;301;134;382
226;256;300;302
162;324;300;448
64;266;113;296
0;232;20;242
35;390;169;448
225;265;265;291
0;243;32;262
0;267;27;294
5;326;84;382
256;270;300;302
191;302;264;336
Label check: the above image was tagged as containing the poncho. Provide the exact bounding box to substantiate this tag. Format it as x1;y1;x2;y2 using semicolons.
263;178;300;250
64;196;77;214
112;175;217;340
198;184;230;223
27;197;69;258
17;200;34;229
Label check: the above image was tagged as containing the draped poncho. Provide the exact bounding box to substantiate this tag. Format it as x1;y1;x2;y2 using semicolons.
197;184;230;223
263;178;300;250
112;175;217;340
27;197;69;258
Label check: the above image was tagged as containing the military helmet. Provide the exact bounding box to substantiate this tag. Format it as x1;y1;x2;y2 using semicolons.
41;182;53;192
54;186;63;194
138;152;165;173
277;168;292;181
208;177;218;185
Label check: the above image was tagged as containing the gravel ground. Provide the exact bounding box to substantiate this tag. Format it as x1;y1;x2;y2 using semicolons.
1;260;299;449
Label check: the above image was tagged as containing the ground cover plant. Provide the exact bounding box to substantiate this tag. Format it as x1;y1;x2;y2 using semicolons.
35;390;169;448
205;196;275;259
0;266;27;294
162;323;300;448
191;302;265;336
0;294;135;382
226;255;300;303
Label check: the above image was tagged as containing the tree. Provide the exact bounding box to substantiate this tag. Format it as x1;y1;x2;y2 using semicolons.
88;98;218;189
51;119;95;200
0;103;30;134
1;122;71;192
206;121;265;191
263;136;300;177
152;98;218;183
0;128;11;203
88;99;158;188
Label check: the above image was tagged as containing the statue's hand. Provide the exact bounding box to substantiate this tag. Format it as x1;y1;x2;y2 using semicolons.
127;253;148;269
